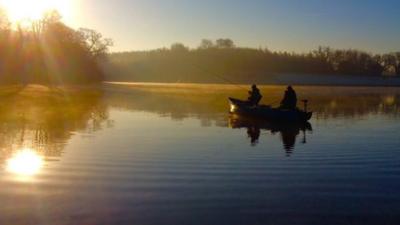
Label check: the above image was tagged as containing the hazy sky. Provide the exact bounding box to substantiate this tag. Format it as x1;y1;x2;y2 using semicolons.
68;0;400;53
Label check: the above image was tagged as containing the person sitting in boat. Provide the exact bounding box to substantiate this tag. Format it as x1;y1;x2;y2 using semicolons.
248;84;263;106
280;86;298;110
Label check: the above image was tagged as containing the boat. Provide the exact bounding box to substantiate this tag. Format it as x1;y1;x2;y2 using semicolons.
229;113;313;131
229;98;313;122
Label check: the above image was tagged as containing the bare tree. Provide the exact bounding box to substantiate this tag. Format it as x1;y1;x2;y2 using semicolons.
31;10;62;36
78;28;113;58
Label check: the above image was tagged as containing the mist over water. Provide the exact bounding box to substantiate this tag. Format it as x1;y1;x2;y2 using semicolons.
1;84;400;225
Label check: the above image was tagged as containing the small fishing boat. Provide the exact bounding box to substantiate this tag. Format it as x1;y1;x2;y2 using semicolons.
229;98;313;122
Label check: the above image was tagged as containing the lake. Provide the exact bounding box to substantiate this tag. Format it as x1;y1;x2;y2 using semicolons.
1;83;400;225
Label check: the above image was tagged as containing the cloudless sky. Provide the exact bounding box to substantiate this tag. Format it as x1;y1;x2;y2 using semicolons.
69;0;400;53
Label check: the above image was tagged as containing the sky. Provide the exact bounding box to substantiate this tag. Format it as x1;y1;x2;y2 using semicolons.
64;0;400;53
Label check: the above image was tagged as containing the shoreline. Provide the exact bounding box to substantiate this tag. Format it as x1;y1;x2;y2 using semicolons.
104;80;400;88
104;73;400;88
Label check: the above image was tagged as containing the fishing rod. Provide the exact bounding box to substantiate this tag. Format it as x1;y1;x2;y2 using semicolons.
191;64;248;91
191;63;283;106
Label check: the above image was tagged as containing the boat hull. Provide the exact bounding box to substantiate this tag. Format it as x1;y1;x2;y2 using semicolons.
229;98;313;122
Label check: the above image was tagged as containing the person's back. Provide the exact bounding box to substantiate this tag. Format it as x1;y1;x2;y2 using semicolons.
248;85;262;106
280;86;297;110
287;86;297;109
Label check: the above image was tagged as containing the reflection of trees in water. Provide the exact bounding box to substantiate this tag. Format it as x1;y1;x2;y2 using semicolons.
105;84;230;125
0;86;110;161
313;94;400;119
105;84;400;124
104;85;399;154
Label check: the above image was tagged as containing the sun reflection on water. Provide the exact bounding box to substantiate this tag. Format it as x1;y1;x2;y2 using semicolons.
6;148;44;178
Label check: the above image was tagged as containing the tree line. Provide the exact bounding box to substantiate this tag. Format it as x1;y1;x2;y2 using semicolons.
0;10;398;86
0;10;112;85
106;39;400;83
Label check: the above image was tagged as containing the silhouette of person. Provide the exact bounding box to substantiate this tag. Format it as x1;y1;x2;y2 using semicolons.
281;130;299;156
248;84;262;106
247;126;261;146
280;86;298;110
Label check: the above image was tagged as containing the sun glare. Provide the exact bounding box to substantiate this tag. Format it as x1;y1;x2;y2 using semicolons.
6;148;44;177
0;0;72;23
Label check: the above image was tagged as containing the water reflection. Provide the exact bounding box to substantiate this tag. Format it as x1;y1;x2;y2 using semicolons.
105;84;400;121
0;85;110;176
2;84;400;165
105;84;400;153
6;148;43;178
0;84;399;225
229;114;312;155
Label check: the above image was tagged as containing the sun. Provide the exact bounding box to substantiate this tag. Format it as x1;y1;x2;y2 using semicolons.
0;0;72;23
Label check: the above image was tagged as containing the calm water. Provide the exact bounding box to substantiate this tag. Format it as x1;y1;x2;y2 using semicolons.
1;84;400;225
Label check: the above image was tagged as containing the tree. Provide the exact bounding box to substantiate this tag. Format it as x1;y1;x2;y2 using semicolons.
215;38;235;48
199;39;214;49
0;9;10;31
31;10;62;36
381;54;395;73
384;53;400;76
394;52;400;76
170;42;189;52
78;28;113;59
0;9;112;84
